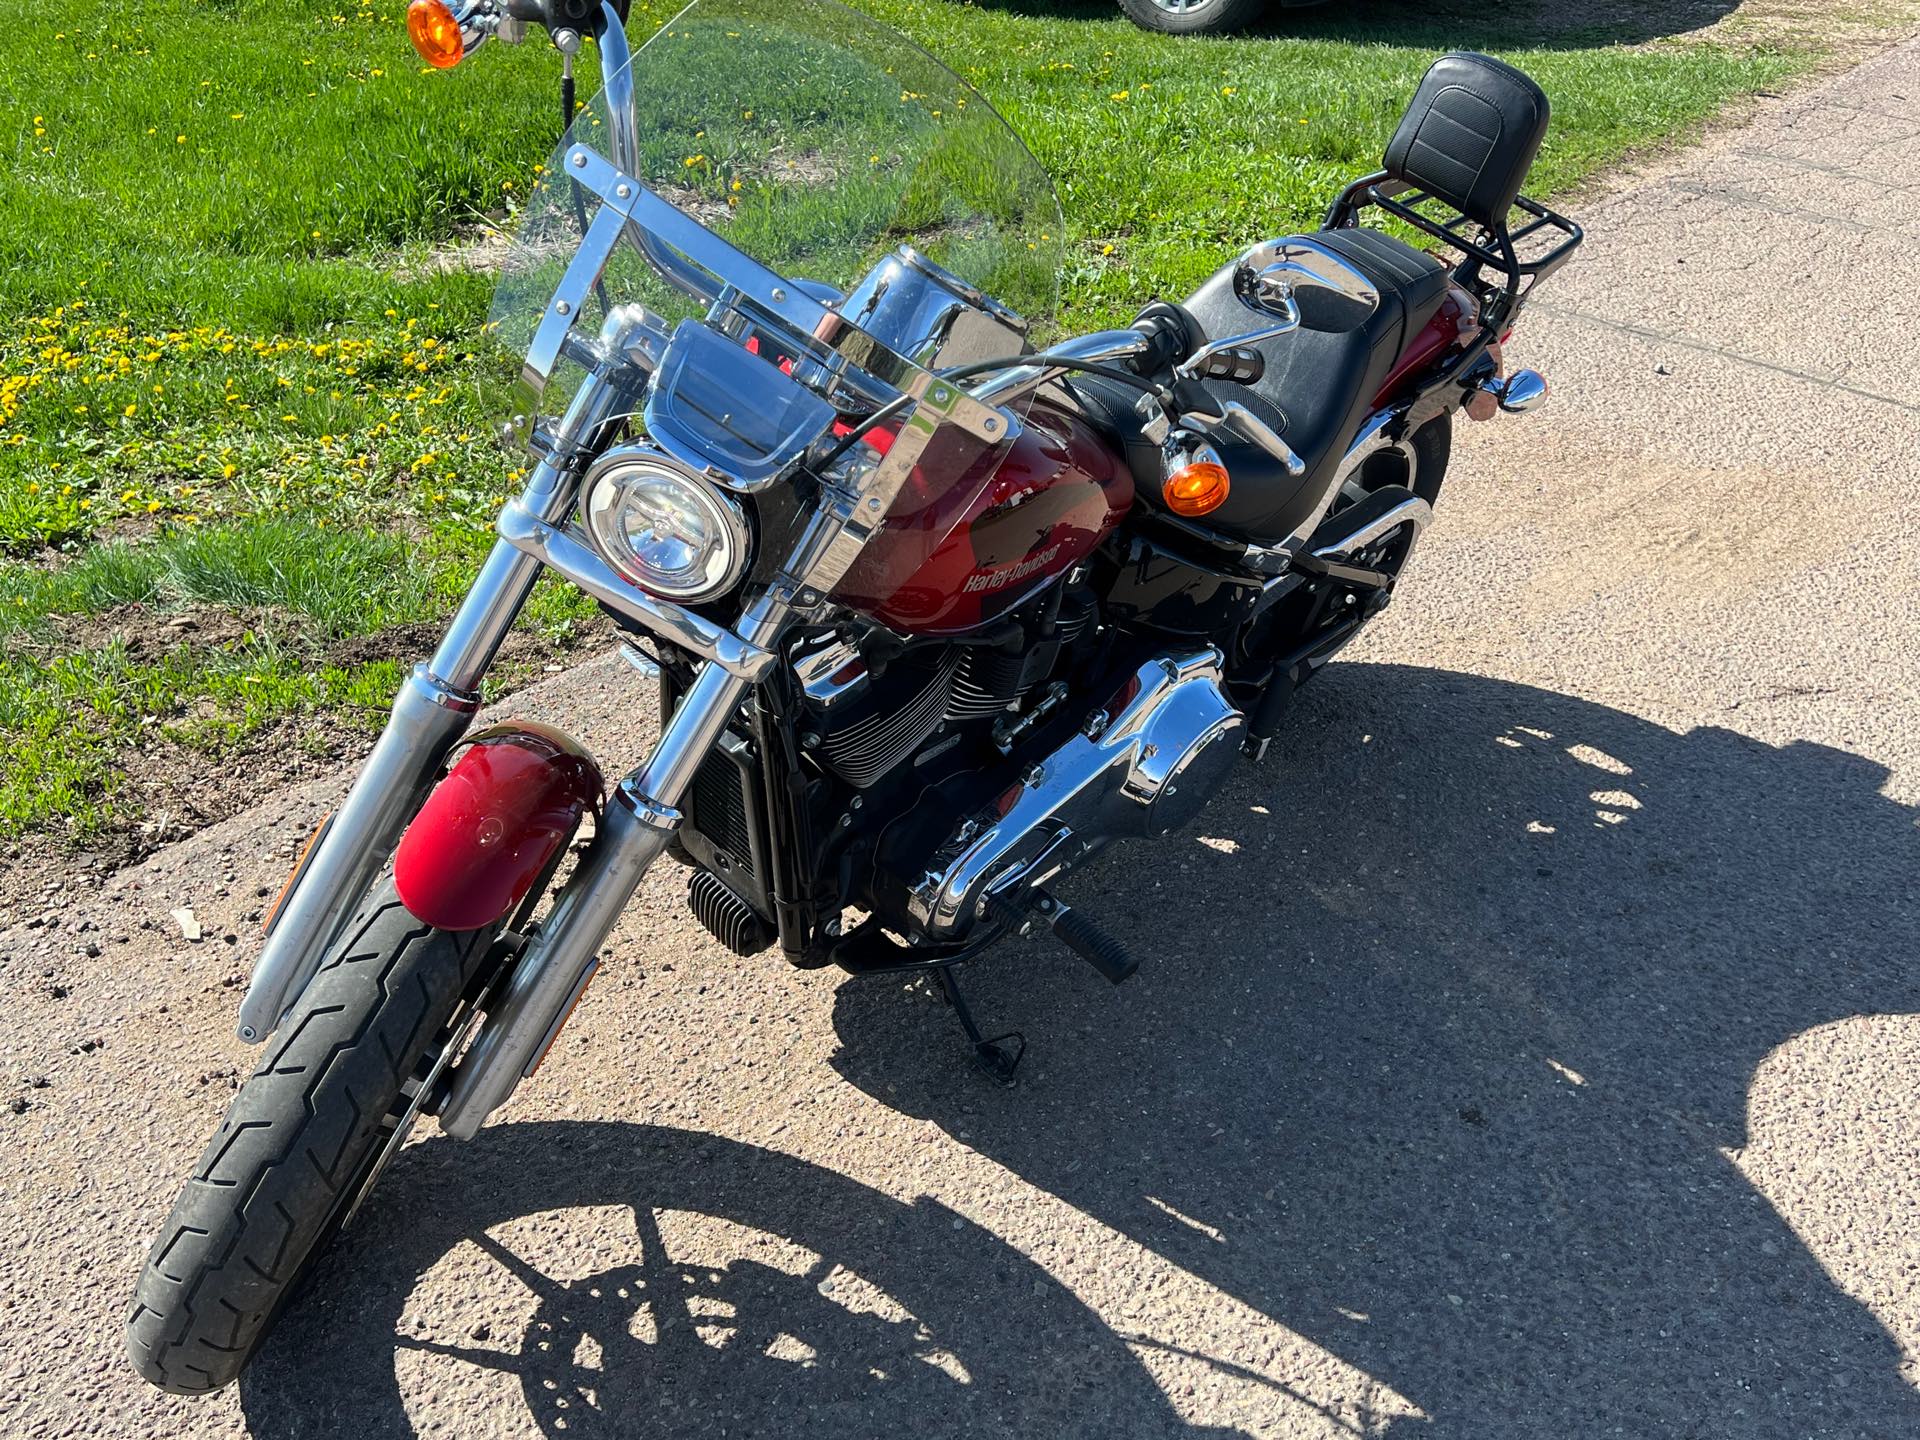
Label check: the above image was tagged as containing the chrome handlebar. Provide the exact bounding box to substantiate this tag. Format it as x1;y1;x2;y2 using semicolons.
962;330;1153;408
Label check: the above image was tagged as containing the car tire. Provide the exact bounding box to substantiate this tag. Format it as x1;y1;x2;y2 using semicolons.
1117;0;1276;36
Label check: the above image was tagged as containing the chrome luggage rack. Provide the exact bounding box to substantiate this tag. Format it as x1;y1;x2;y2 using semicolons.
1326;171;1584;293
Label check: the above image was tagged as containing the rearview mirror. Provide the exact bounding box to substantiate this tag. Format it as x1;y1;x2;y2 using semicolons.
1234;238;1380;334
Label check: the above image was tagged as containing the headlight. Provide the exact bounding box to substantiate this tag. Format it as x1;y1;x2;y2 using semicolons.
581;448;751;604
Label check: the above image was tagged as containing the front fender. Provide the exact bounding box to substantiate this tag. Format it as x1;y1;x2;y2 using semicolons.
393;721;604;932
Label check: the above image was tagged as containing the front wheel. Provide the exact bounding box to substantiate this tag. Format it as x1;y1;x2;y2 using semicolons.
126;885;497;1393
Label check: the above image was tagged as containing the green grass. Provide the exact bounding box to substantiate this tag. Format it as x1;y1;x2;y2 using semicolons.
0;0;1852;844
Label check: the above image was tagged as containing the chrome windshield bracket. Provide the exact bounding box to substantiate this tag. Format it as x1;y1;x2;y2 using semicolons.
520;178;637;397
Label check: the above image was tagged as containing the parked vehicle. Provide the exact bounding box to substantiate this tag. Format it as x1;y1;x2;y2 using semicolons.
1119;0;1325;35
127;0;1580;1394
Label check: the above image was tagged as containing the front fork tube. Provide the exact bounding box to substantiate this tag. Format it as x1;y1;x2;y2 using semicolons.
236;374;631;1043
234;543;537;1042
436;600;786;1139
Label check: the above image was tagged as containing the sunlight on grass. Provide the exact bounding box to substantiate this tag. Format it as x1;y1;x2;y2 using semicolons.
0;0;1855;844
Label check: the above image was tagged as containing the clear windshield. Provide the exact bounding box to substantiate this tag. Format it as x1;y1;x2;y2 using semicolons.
486;0;1064;614
488;0;1063;408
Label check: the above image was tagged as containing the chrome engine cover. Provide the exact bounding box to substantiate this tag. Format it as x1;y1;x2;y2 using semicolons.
908;649;1242;938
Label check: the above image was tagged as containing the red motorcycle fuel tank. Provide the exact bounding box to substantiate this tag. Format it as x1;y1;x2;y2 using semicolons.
832;401;1134;635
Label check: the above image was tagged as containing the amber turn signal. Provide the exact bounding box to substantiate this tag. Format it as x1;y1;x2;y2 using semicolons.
407;0;466;68
1163;459;1231;517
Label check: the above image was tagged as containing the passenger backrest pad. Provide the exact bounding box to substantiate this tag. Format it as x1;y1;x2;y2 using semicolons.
1382;52;1549;232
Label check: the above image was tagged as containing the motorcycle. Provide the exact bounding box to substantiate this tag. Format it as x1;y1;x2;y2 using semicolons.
127;0;1581;1394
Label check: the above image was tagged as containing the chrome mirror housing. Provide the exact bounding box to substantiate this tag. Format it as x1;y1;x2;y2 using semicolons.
1234;237;1381;334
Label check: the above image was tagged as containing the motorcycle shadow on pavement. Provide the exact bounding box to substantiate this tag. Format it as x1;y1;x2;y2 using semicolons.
831;662;1920;1438
236;1119;1241;1439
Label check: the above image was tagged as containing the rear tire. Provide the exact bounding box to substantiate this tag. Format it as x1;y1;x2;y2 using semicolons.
126;885;496;1394
1117;0;1275;36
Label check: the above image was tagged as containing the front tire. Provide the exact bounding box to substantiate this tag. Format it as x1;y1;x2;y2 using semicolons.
126;885;496;1394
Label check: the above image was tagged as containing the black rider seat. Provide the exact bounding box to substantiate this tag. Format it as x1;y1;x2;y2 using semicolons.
1069;227;1451;544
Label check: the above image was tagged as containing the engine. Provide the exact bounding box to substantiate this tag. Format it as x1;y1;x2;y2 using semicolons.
792;588;1097;792
874;648;1243;940
673;588;1239;965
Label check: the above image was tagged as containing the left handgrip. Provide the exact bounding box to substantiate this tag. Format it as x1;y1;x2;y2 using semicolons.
1190;344;1266;385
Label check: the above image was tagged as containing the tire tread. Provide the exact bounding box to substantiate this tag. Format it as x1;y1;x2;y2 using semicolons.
125;889;493;1394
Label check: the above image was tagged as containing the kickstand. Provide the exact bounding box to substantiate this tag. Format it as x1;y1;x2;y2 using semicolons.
937;967;1025;1085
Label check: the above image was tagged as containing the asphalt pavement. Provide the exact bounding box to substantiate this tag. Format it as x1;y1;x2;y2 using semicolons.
3;36;1918;1440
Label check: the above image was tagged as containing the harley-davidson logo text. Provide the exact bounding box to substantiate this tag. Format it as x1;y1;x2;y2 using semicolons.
962;544;1063;594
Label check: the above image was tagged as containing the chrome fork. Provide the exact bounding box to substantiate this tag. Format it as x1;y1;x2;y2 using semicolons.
236;366;633;1044
435;493;864;1138
434;607;775;1138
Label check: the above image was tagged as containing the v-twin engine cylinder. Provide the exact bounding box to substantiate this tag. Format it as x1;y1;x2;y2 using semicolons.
906;649;1242;938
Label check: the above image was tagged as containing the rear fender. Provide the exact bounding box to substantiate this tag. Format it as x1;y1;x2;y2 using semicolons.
393;722;604;932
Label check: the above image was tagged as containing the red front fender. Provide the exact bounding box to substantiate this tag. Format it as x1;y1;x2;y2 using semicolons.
393;721;603;932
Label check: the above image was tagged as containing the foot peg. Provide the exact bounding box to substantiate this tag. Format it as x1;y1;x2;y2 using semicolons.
990;890;1139;985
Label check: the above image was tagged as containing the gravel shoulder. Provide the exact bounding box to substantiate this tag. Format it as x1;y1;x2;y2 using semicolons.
4;37;1920;1440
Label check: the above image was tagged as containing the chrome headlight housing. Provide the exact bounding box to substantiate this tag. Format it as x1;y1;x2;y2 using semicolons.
580;447;752;604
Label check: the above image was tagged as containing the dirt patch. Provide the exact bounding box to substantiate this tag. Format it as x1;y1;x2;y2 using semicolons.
0;607;616;915
20;601;294;662
397;219;519;280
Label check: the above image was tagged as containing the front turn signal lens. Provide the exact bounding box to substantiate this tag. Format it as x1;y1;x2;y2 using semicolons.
1163;459;1231;517
408;0;465;68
